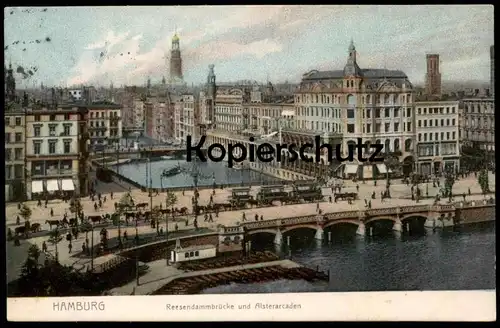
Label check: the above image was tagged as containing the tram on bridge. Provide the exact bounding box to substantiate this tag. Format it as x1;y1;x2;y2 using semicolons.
291;180;323;202
257;185;288;203
228;187;253;206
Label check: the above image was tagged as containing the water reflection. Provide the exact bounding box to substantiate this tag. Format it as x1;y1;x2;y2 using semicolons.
111;158;281;188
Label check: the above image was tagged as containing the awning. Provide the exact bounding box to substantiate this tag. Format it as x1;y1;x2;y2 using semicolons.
377;164;387;174
281;110;295;116
46;179;60;192
32;181;44;193
61;179;75;191
345;164;358;174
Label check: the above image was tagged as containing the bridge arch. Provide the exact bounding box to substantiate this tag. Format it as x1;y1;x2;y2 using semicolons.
401;213;429;221
281;224;319;234
323;219;359;229
247;229;277;236
364;216;397;225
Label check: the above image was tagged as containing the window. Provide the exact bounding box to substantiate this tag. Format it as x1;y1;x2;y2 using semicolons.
394;122;399;132
418;120;421;127
14;148;22;160
406;108;411;117
385;123;391;133
184;252;189;258
446;132;450;140
375;108;381;118
423;120;427;127
48;140;57;154
5;133;11;143
452;107;456;114
15;117;22;126
34;125;41;137
417;108;421;115
14;164;23;178
347;124;355;133
195;251;199;256
446;119;450;126
63;124;71;136
418;134;422;141
189;251;194;257
34;115;41;121
49;124;57;136
452;132;456;139
366;109;371;118
5;149;12;161
385;108;390;117
5;117;10;126
429;133;433;141
366;124;371;133
429;120;433;127
63;140;71;154
435;132;438;140
407;122;412;132
347;109;355;119
15;132;22;142
424;133;427;142
423;108;427;114
64;114;70;120
394;108;399;117
441;132;444;140
375;123;381;133
452;119;456;126
33;142;41;155
440;119;444;126
5;165;12;179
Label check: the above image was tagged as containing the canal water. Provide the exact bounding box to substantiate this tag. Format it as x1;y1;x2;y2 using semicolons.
111;158;279;188
201;222;496;293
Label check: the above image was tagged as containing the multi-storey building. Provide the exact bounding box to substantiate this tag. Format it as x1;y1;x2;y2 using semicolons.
293;40;416;178
25;105;89;200
173;98;184;141
144;93;175;142
414;101;460;175
213;88;245;132
173;94;197;143
5;106;26;201
490;45;494;96
88;102;122;148
462;97;495;161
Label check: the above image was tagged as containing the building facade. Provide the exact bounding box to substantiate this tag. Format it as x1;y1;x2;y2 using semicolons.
25;105;90;200
462;97;495;157
88;102;122;147
144;94;175;142
491;45;494;96
5;108;26;201
414;101;460;175
425;54;442;97
294;40;416;178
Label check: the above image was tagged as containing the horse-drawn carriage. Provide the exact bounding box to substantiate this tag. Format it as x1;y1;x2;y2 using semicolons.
291;180;323;202
256;185;288;204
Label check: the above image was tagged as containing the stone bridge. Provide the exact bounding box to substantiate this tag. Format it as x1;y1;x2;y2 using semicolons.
241;204;459;244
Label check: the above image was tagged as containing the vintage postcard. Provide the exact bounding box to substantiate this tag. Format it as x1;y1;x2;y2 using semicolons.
5;5;496;321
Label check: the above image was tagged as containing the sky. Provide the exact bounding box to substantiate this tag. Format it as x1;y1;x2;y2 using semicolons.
4;5;494;88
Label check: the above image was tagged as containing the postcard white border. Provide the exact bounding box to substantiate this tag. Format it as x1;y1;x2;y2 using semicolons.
7;290;496;321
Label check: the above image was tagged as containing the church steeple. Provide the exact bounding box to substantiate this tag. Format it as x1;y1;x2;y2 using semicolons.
344;39;362;77
6;62;16;102
169;31;183;83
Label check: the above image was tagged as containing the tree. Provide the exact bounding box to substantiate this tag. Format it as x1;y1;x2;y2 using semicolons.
443;167;456;200
19;204;32;224
69;198;83;229
165;191;177;209
48;228;63;262
384;155;399;198
152;205;162;235
478;169;490;194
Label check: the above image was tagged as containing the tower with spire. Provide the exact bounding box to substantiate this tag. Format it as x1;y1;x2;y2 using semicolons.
169;32;184;83
205;64;217;124
5;62;17;102
344;39;362;77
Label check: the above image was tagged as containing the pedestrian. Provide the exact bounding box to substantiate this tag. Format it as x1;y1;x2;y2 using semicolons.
42;241;47;252
242;213;246;221
356;184;359;192
260;215;263;221
175;223;179;232
110;192;113;199
329;196;332;203
50;208;54;217
68;242;73;253
16;216;20;225
468;188;471;196
255;214;259;221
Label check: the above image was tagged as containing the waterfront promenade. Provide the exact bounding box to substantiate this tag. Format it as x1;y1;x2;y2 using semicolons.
109;259;301;296
5;172;496;283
